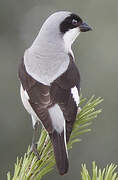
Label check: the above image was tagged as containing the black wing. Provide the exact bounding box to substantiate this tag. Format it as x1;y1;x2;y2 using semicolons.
50;53;81;142
18;58;54;133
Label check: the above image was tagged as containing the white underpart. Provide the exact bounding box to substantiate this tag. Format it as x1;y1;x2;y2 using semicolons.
48;104;65;133
71;86;80;106
63;27;80;57
20;85;39;127
31;115;39;128
24;90;29;100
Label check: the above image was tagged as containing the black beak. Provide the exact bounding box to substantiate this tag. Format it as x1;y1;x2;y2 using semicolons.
79;22;92;32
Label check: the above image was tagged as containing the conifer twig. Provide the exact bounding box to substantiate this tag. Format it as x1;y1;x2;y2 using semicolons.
81;162;118;180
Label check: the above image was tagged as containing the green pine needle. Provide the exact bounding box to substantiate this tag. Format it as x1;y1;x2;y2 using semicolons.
7;95;103;180
81;162;118;180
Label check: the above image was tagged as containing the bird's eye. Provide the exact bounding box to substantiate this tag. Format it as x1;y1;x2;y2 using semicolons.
72;19;78;26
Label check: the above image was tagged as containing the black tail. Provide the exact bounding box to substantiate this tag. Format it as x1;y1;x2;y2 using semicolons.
50;130;69;175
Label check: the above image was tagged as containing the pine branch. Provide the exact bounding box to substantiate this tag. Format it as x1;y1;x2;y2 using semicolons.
7;95;103;180
81;162;118;180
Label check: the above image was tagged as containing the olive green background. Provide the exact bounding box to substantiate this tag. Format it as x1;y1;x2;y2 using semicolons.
0;0;118;179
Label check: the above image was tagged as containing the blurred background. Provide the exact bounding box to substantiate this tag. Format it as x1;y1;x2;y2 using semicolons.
0;0;118;179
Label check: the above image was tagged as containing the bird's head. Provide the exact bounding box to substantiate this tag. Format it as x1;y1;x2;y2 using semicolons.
33;11;92;52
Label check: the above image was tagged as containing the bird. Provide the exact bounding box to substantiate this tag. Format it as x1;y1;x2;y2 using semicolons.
18;11;92;175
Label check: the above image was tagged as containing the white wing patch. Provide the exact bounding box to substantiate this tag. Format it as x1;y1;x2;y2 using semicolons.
71;86;80;106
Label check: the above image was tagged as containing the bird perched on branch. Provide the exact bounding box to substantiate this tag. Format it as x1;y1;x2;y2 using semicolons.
18;11;92;175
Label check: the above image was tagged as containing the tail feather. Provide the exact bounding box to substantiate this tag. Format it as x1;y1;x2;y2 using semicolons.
50;130;69;175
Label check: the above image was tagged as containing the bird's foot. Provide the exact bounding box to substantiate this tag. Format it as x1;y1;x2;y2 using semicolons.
28;143;40;160
27;120;40;159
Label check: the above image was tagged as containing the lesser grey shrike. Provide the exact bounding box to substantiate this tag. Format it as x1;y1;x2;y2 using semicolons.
18;11;92;175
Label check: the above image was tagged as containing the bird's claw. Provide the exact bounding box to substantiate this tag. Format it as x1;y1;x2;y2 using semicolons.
28;143;40;160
